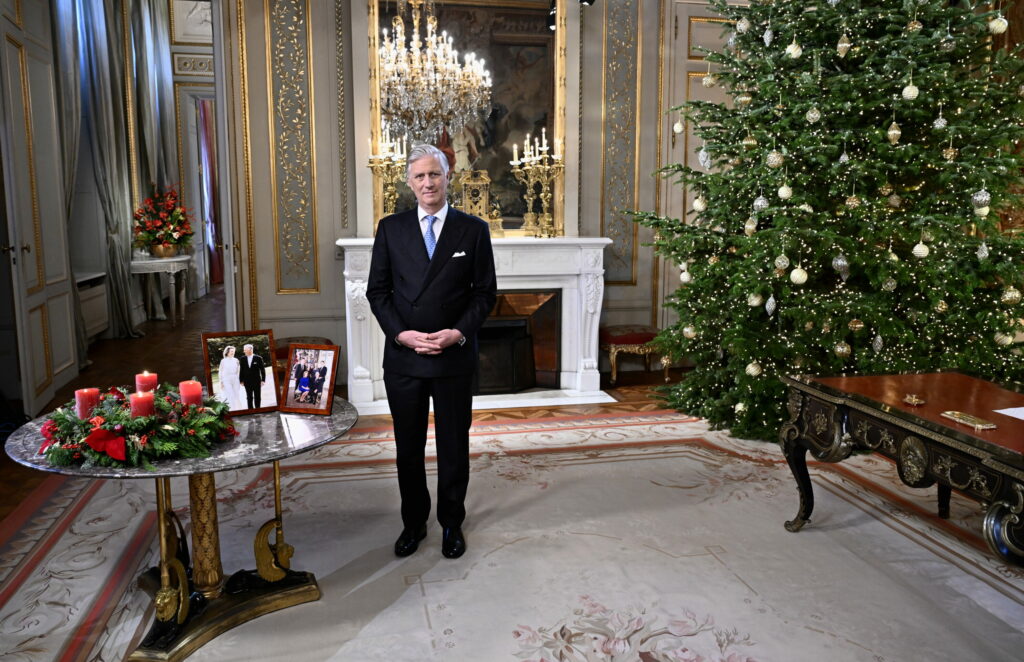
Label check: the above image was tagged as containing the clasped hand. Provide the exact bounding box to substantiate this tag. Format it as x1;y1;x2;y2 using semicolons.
398;329;463;355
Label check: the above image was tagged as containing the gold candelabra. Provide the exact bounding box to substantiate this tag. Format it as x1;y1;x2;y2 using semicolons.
368;129;407;217
510;128;563;237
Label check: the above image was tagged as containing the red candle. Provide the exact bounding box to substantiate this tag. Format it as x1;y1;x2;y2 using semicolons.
75;388;100;419
179;380;203;406
135;371;158;393
129;391;155;417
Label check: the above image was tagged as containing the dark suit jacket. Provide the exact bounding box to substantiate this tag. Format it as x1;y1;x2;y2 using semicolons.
367;207;497;378
239;353;266;388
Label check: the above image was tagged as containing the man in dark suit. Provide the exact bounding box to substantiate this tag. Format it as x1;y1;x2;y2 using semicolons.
367;143;496;559
238;343;266;409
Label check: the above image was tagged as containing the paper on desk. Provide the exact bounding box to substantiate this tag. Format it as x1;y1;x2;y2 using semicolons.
994;407;1024;421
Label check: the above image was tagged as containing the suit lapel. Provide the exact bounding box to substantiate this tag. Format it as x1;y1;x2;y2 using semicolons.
417;209;469;299
395;211;431;272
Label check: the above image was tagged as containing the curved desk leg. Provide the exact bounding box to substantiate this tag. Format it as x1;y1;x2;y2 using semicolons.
781;435;814;532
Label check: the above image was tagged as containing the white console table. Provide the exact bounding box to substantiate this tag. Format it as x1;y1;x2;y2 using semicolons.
130;254;192;326
336;237;613;414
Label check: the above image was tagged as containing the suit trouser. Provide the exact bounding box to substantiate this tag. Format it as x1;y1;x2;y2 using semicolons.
384;371;473;529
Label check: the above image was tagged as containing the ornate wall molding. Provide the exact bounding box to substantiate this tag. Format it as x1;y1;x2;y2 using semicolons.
336;0;348;229
599;0;640;285
173;53;214;76
267;0;318;293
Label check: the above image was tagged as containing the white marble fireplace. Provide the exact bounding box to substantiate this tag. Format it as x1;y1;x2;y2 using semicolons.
336;237;614;414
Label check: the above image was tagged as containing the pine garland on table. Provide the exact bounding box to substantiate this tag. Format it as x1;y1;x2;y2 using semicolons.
39;385;238;470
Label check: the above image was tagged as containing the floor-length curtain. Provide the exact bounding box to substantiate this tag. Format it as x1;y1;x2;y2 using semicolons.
198;99;223;285
131;0;178;190
79;0;139;338
51;0;90;365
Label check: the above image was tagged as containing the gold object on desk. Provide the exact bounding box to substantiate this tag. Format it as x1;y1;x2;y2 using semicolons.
452;170;505;238
940;410;998;431
903;393;926;406
368;132;407;218
510;130;564;237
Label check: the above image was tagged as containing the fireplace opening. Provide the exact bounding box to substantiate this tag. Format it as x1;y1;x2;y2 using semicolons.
474;290;560;394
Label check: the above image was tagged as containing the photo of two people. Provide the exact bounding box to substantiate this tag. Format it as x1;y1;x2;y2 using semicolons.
201;330;279;414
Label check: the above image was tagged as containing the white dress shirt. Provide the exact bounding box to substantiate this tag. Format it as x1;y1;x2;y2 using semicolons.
417;204;449;242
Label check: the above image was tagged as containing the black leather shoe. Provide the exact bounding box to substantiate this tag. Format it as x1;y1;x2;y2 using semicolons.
441;527;466;559
394;524;427;557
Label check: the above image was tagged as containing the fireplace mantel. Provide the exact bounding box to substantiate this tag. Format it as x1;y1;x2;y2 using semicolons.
336;237;613;413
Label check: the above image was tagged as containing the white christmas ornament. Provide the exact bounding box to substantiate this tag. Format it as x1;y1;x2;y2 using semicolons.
912;242;930;258
974;206;990;218
995;332;1014;346
692;196;707;212
765;295;777;316
702;74;716;88
872;334;884;353
698;147;712;169
766;150;785;168
978;242;990;260
734;402;746;413
882;278;897;292
753;195;770;212
763;26;774;47
778;184;793;200
747;293;764;307
806;107;821;123
989;15;1009;35
799;203;814;213
682;326;697;339
838;150;850;164
837;34;852;58
785;40;803;59
972;188;991;208
679;270;692;284
736;17;751;34
902;84;919;100
673;121;683;134
774;254;791;269
745;362;763;377
790;267;808;285
744;218;758;235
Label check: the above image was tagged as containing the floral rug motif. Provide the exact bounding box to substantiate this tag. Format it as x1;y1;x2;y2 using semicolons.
1;410;1023;661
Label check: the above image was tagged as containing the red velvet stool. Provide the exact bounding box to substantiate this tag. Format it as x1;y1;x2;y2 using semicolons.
599;324;670;385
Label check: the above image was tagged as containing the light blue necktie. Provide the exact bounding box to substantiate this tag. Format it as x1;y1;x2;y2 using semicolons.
424;215;437;259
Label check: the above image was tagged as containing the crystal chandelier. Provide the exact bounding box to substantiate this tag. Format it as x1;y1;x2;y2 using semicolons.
378;0;492;141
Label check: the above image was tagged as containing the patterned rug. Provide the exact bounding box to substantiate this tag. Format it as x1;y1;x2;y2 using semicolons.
1;409;1022;661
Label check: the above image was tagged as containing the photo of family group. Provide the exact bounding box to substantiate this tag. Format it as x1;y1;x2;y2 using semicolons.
201;330;279;414
280;344;339;415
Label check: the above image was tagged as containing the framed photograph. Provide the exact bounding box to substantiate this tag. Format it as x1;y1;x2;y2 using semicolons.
279;343;340;415
201;330;279;415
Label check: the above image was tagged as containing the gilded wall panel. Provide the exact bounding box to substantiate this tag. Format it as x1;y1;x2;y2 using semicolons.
599;0;640;285
267;0;318;292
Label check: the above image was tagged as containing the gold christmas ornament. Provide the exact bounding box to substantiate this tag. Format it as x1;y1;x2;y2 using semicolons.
736;93;753;106
744;217;758;235
882;277;897;292
745;362;763;377
887;194;903;208
912;242;930;258
837;34;852;58
773;268;787;278
682;325;697;339
702;74;716;88
766;150;785;168
935;300;949;313
834;341;852;358
805;321;814;331
845;195;861;208
790;267;808;285
1001;286;1022;305
943;146;958;161
887;121;902;145
708;255;720;265
742;134;758;149
747;293;764;307
906;19;923;33
848;319;865;332
879;183;894;196
785;40;803;59
994;332;1014;346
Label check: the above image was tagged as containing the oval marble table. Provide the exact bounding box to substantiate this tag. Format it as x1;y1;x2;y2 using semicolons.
5;398;359;662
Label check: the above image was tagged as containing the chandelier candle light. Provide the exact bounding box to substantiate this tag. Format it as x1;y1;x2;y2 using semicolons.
378;0;492;141
368;128;408;217
510;128;564;237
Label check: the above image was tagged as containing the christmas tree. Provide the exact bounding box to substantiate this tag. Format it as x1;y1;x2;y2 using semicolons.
635;0;1024;441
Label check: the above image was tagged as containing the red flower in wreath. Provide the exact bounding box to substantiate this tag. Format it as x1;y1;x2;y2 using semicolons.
89;415;105;430
39;419;60;453
84;428;127;461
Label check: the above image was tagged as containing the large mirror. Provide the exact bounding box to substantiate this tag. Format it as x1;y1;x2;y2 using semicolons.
368;0;566;233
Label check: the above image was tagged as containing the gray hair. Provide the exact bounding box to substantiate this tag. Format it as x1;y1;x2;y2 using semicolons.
243;343;254;351
406;143;449;180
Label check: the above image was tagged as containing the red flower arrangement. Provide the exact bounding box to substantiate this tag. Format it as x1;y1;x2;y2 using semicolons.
132;186;194;248
39;384;238;470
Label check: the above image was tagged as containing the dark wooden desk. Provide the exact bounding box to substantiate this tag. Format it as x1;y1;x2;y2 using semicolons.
780;373;1024;566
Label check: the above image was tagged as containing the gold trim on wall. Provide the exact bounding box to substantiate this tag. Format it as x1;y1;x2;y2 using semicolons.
237;0;259;327
336;0;348;230
553;0;566;235
3;0;23;29
687;16;730;61
265;0;319;294
169;0;215;47
651;0;666;326
173;53;216;77
368;0;383;223
122;0;140;208
6;35;44;296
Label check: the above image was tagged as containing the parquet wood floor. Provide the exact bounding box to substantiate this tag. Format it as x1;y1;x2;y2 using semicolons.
0;285;683;521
